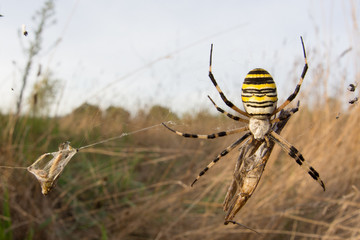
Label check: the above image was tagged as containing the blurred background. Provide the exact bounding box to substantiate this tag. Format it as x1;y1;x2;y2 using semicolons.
1;0;360;239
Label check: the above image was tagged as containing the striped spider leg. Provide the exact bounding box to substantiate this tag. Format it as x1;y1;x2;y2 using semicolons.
271;36;308;117
162;94;251;186
267;37;324;190
162;122;251;186
207;95;248;123
208;44;251;118
268;131;325;190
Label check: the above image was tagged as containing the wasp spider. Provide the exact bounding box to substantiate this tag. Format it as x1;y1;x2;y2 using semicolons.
163;37;325;191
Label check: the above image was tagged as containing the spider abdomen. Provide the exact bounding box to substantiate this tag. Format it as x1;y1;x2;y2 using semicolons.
241;68;278;117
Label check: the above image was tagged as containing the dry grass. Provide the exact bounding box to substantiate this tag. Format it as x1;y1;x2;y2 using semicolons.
1;91;360;239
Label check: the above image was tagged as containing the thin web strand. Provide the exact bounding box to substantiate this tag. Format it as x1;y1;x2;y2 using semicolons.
77;121;173;151
0;121;174;170
1;122;173;195
0;166;27;169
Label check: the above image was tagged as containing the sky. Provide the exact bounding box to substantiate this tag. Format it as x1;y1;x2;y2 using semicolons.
0;0;359;116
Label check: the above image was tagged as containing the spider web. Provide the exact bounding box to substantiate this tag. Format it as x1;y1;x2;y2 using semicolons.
0;122;173;195
27;141;77;195
25;122;172;195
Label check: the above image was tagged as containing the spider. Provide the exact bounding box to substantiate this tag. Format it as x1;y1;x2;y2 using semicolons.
163;36;325;191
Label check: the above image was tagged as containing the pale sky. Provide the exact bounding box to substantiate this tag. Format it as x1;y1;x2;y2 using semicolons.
0;0;358;116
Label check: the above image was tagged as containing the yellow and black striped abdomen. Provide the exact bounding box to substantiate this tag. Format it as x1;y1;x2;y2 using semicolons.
241;68;278;117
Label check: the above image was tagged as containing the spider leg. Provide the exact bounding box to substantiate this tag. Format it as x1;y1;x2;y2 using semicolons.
209;44;250;118
208;95;249;123
191;132;252;186
264;135;271;148
273;36;308;115
269;131;325;191
271;101;300;124
162;122;249;139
